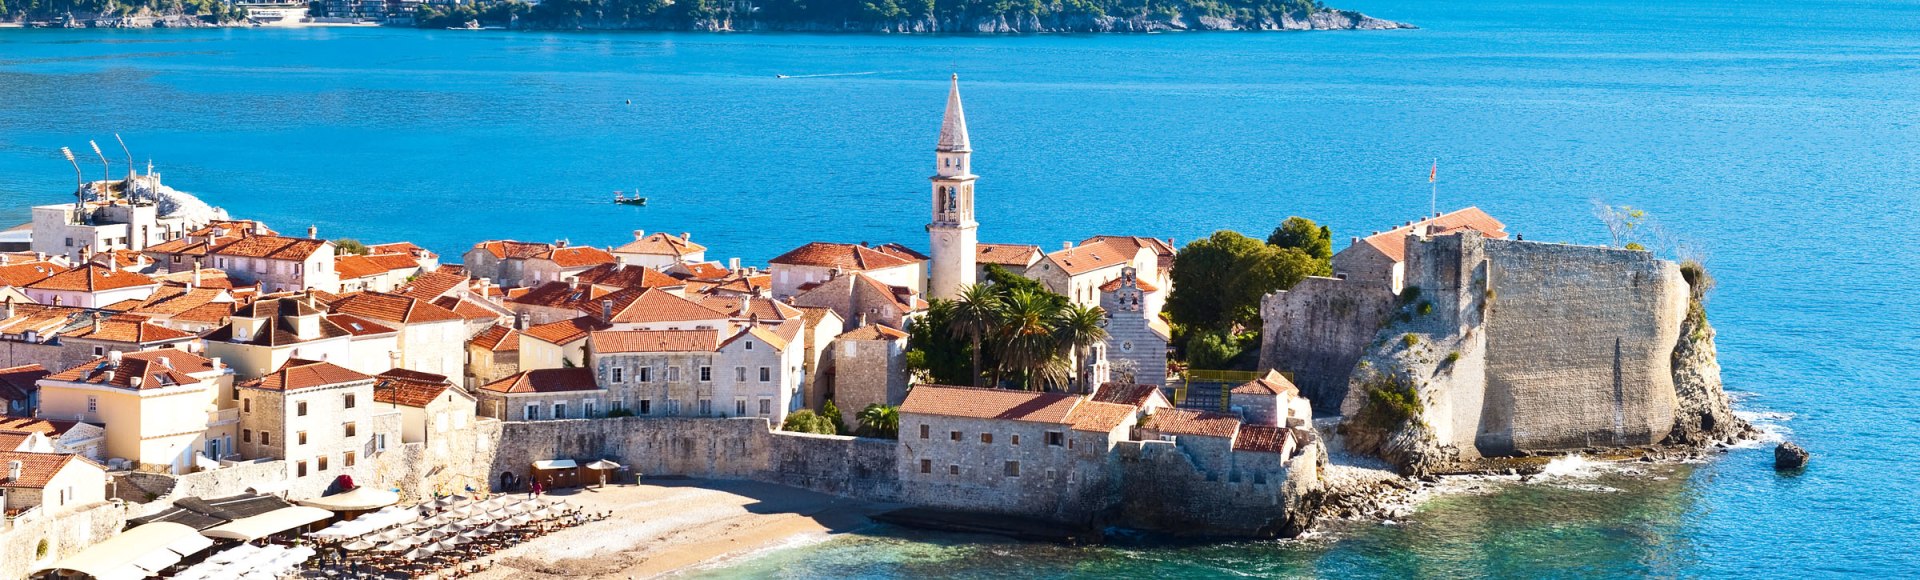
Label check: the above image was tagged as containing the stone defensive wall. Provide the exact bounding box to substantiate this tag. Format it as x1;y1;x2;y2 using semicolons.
2;502;126;580
1259;275;1398;410
479;417;902;502
1112;440;1323;536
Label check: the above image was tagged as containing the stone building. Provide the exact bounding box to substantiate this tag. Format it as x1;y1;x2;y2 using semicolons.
926;74;979;302
199;234;338;294
795;307;845;411
334;253;423;293
826;324;909;426
461;241;616;289
611;230;705;270
1097;266;1170;387
369;368;476;458
1228;370;1312;428
0;451;108;518
464;325;521;388
475;367;604;421
202;294;357;380
55;315;199;364
768;242;924;300
518;317;603;372
1027;237;1169;308
1136;408;1297;485
975;243;1041;279
36;350;235;473
116;285;237;334
789;271;925;331
22;263;158;308
588;324;805;423
896;385;1138;522
235;359;399;485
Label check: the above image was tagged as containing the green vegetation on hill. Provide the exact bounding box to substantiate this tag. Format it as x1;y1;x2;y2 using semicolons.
2;0;243;21
413;0;1326;30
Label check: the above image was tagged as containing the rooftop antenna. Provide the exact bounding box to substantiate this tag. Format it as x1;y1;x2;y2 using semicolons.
114;134;134;182
88;140;109;190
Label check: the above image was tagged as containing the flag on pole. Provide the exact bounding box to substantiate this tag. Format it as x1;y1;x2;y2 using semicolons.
1429;159;1437;183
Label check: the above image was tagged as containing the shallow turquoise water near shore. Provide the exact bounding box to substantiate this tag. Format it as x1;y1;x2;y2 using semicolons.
2;0;1918;575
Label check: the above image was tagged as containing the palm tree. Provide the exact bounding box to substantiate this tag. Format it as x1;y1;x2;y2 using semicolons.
996;288;1069;390
1054;303;1109;393
949;283;1002;387
857;404;899;438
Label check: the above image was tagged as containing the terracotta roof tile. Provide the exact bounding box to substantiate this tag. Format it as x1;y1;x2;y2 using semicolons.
836;324;908;341
1141;408;1241;439
1233;424;1290;454
673;262;731;280
327;313;399;337
60;315;196;344
330;292;464;324
976;243;1043;267
1066;400;1138;433
372;368;459;407
613;232;706;257
769;242;922;271
397;271;470;301
434;295;505;321
1231;370;1299;396
1091;383;1164;407
589;329;719;353
367;242;433;259
0;364;48;402
536;246;617;268
607;288;730;325
209;235;329;261
47;350;213;391
238;358;373;392
898;385;1082;424
25;263;157;292
1043;238;1139;277
522;316;607;346
473;240;552;261
0;452;90;489
172;302;236;324
1357;207;1508;263
0;431;35;451
469;325;519;352
0;262;61;287
124;286;230;316
569;262;682;290
1098;275;1158;293
478;368;600;394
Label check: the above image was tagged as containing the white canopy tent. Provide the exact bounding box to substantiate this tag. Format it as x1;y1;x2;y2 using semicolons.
297;487;400;512
202;506;334;541
48;522;212;579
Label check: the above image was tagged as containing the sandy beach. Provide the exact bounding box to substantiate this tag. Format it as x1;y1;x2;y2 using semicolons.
466;479;889;579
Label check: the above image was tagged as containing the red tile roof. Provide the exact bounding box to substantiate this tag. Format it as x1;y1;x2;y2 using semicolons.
769;242;922;271
0;451;91;489
209;235;329;261
1090;383;1164;408
472;240;552;261
1066;400;1137;433
238;359;374;392
1098;275;1159;293
0;364;48;402
0;262;61;287
1232;424;1290;454
124;286;229;316
330;292;464;324
976;243;1042;266
613;232;706;257
469;325;520;352
47;350;213;391
588;329;720;353
522;316;607;346
1141;408;1242;439
478;368;600;394
560;263;682;291
25;263;157;292
334;253;419;279
372;368;459;408
606;288;729;325
536;246;617;268
673;262;731;280
326;313;399;337
696;295;801;322
1356;207;1508;262
1043;238;1140;276
0;417;88;436
397;271;471;302
899;385;1082;424
434;295;504;321
367;242;433;258
1231;370;1299;396
837;324;908;341
60;315;196;344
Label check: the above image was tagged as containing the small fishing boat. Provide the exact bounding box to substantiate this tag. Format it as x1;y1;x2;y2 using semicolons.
614;190;647;206
776;74;790;79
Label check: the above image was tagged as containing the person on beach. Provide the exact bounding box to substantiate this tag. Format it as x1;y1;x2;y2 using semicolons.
532;479;543;497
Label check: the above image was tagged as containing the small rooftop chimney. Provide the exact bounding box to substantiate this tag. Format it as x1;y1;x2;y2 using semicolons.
3;298;12;320
1062;241;1074;250
157;356;171;369
728;257;741;271
91;313;102;334
567;276;579;291
307;225;317;239
633;230;646;241
108;350;123;364
601;299;613;321
679;232;690;241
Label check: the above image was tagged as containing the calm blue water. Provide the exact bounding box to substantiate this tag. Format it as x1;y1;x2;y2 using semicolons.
2;0;1918;575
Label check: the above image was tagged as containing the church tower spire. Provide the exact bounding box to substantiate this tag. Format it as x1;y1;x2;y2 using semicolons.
928;74;978;301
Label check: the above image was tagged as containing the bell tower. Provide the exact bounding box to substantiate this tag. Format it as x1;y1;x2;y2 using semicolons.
928;74;978;301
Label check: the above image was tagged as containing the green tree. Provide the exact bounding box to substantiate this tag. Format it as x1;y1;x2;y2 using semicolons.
1052;302;1108;393
995;288;1069;390
1267;216;1333;262
820;399;846;434
906;300;971;385
857;404;899;438
1167;230;1326;334
949;283;1002;387
780;409;837;435
333;238;368;256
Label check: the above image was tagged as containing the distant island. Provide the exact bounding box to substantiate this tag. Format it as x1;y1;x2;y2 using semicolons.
1;0;1412;32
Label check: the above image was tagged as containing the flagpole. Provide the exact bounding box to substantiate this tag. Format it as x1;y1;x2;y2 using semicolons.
1430;157;1438;217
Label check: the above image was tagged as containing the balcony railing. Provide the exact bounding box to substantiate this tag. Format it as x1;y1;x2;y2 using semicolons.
208;407;240;425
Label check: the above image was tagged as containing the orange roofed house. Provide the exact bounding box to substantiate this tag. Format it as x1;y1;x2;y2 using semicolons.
896;385;1139;521
462;240;616;289
585;323;806;422
610;230;705;271
0;450;109;519
475;367;604;422
1333;207;1507;294
370;368;477;457
235;359;401;489
35;350;236;474
768;242;926;300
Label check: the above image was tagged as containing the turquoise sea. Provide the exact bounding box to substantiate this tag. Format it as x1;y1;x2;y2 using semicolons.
1;0;1918;575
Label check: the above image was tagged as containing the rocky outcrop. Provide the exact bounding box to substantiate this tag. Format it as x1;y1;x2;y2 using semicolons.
1337;233;1749;474
517;8;1412;32
1774;442;1809;470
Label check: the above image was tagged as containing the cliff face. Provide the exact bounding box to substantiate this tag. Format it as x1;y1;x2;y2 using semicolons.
1337;233;1748;474
525;9;1411;32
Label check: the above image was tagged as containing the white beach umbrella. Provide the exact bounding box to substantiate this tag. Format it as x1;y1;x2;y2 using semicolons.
403;547;436;561
483;523;513;533
379;537;418;551
530;507;554;519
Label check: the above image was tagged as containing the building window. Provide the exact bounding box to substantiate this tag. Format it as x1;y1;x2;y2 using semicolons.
296;461;307;477
759;399;770;415
262;432;271;446
376;434;388;451
666;367;680;381
1047;469;1057;481
759;367;771;382
744;341;753;350
344;451;355;467
920;459;931;474
919;425;930;439
298;431;307;445
612;399;625;412
735;399;746;416
92;346;104;356
554;403;567;419
243;399;250;413
585;400;596;417
639;400;651;415
948;465;959;476
980;433;993;444
298;402;308;416
699;366;711;382
612;367;623;383
1005;461;1020;477
1046;432;1064;446
86;396;97;413
242;429;252;443
318;456;329;471
1011;434;1020;446
950;431;961;442
638;367;651;382
735;367;746;382
344;394;356;409
344;423;356;438
526;404;540;420
699;399;712;416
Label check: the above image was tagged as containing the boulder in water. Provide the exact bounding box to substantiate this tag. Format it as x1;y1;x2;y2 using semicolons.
1774;442;1809;470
